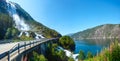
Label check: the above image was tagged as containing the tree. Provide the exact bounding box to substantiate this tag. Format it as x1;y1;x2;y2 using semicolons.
4;28;12;39
39;55;48;61
57;50;67;61
78;50;85;60
68;57;74;61
4;27;19;39
11;28;19;37
0;13;13;39
46;43;68;61
110;40;120;61
59;36;75;51
32;51;47;61
86;51;93;59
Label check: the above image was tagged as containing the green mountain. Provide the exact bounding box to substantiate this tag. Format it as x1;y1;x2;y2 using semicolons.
0;0;61;40
71;24;120;40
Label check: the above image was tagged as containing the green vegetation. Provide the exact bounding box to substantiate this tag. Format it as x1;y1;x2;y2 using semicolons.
4;27;19;39
59;36;75;51
109;40;120;61
43;29;61;38
68;57;74;61
19;35;34;41
0;13;13;39
86;51;93;59
78;50;85;60
46;43;68;61
31;51;47;61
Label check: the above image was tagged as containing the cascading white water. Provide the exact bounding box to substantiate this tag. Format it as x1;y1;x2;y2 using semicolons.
25;32;29;37
57;46;78;61
35;32;44;39
7;1;30;31
18;31;23;37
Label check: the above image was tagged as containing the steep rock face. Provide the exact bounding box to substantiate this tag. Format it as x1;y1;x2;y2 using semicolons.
0;0;61;40
71;24;120;40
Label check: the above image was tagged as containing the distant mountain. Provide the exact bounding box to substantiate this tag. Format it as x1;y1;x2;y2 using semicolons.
0;0;61;40
66;33;74;36
71;24;120;40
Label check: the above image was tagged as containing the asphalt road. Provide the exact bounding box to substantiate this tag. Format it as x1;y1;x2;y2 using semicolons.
0;42;19;55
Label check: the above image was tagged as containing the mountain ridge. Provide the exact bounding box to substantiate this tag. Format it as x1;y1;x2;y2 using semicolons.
71;24;120;40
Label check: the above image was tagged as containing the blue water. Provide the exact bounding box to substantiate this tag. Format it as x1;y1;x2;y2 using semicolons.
74;39;112;55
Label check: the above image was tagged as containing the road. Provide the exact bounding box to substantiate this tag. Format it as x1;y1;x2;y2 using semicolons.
0;42;19;55
0;38;46;55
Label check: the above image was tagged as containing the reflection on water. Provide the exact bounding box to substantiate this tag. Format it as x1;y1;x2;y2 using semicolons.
74;39;114;55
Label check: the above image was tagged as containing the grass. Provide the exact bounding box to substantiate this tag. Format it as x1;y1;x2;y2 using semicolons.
84;39;120;61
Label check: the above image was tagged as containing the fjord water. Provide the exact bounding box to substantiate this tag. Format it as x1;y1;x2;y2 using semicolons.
74;39;113;55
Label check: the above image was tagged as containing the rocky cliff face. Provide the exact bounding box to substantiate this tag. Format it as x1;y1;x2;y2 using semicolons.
71;24;120;40
0;0;61;40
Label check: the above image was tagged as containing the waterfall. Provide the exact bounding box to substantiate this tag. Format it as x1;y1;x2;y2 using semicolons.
7;1;30;31
35;32;44;39
18;32;29;37
6;0;30;37
18;31;23;37
57;46;79;61
25;32;29;37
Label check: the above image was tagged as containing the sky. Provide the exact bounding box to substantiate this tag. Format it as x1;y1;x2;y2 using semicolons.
10;0;120;35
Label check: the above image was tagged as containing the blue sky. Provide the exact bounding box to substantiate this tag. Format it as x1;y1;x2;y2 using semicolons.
10;0;120;35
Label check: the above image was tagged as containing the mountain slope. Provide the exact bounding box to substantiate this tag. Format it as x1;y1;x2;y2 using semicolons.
71;24;120;40
0;0;61;40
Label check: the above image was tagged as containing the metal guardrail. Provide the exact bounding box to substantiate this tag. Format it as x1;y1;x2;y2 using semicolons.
0;38;52;61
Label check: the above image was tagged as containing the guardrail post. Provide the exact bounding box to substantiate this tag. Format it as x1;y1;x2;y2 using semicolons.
24;42;26;50
30;41;31;47
33;41;34;46
8;51;10;61
18;43;20;54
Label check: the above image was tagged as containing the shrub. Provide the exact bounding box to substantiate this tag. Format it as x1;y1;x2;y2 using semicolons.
59;36;75;51
78;50;85;60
